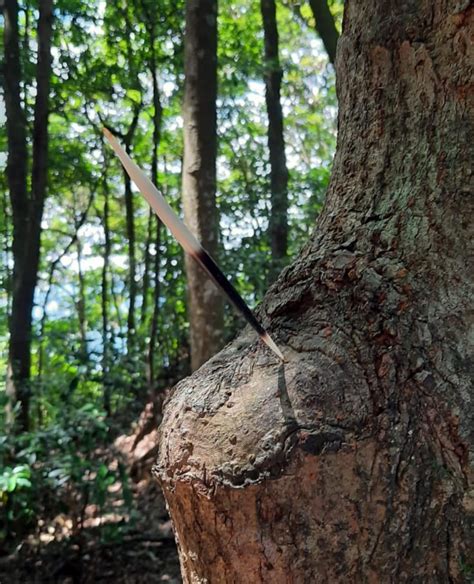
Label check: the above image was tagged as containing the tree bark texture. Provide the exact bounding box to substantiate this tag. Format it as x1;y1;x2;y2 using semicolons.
308;0;339;65
156;1;473;582
4;0;54;431
260;0;290;282
182;0;224;371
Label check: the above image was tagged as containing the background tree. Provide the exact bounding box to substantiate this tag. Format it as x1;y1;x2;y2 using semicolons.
156;0;473;581
307;0;339;64
260;0;289;282
181;0;224;371
285;0;340;65
4;0;54;431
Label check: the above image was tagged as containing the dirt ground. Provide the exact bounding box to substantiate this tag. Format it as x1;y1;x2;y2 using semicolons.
0;405;182;583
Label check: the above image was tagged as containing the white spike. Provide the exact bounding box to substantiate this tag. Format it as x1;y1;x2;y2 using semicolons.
103;127;284;362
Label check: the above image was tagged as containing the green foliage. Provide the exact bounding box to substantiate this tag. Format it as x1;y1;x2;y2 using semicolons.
0;403;132;544
1;0;338;545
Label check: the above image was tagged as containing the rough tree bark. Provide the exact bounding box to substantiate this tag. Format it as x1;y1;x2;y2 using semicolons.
260;0;290;282
4;0;54;431
182;0;224;372
155;1;473;581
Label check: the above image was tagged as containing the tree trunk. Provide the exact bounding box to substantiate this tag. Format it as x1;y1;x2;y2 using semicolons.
182;0;224;371
155;1;473;581
260;0;289;282
308;0;339;65
123;107;141;354
148;217;161;400
101;173;112;416
146;50;163;399
75;238;88;365
4;0;53;431
141;209;154;328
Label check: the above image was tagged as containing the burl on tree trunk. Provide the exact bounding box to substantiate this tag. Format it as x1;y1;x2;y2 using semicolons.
155;1;473;582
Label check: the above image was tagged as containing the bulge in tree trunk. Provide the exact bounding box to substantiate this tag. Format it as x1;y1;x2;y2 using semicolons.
155;1;473;582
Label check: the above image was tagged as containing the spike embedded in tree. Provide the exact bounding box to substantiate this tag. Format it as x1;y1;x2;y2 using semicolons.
103;127;284;362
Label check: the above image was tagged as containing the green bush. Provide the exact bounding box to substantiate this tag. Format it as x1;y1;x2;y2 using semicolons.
0;403;132;544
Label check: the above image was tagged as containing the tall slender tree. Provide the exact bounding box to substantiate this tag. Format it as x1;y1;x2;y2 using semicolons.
308;0;339;64
181;0;223;371
101;164;113;416
156;0;473;580
260;0;289;282
122;107;141;353
4;0;54;431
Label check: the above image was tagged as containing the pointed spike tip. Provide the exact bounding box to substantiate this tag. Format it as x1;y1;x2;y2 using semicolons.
261;332;285;361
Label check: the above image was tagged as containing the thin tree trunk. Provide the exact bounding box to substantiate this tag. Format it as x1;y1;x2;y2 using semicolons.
147;217;161;400
124;161;137;351
21;0;30;113
260;0;289;282
308;0;339;65
76;238;88;364
182;0;224;371
140;209;154;329
4;0;53;431
1;189;12;317
124;141;138;352
102;173;112;416
37;187;95;379
146;46;163;397
107;107;140;355
155;1;473;581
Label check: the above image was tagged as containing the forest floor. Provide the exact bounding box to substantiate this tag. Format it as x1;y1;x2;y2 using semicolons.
0;405;182;583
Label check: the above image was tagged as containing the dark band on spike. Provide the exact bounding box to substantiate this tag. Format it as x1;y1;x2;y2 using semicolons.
192;248;267;338
102;126;284;360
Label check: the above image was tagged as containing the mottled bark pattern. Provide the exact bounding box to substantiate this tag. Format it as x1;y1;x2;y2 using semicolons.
156;1;473;582
182;0;224;371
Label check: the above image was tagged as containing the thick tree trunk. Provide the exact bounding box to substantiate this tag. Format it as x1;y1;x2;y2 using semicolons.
260;0;289;282
4;0;53;431
155;1;473;581
182;0;224;372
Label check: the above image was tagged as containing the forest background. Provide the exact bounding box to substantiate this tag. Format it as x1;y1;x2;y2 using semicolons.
0;0;341;577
